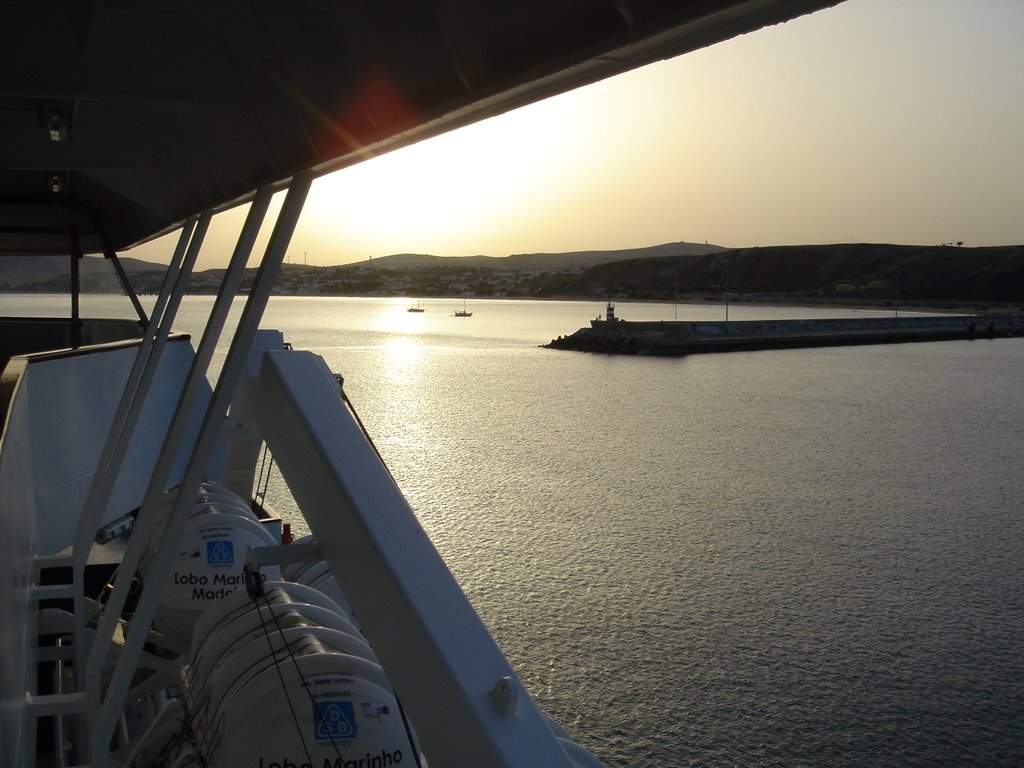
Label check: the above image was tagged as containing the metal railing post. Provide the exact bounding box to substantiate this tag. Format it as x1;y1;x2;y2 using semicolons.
89;175;310;767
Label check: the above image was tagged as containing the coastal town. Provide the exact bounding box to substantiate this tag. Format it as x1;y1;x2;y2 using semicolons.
4;242;1023;312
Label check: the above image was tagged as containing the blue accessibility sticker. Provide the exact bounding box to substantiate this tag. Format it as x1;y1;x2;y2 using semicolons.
314;701;356;742
206;540;234;566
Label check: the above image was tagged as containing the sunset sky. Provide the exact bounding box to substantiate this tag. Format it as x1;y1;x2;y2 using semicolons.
133;0;1024;271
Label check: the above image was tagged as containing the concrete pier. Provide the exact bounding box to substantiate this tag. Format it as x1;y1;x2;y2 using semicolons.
544;313;1024;356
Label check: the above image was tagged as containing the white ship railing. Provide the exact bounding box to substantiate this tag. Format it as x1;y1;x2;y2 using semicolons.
50;171;580;767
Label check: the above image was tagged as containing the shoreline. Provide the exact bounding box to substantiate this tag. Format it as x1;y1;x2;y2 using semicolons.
4;290;1021;317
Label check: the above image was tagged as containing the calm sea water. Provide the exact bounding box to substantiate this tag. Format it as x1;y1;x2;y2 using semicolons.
8;294;1024;766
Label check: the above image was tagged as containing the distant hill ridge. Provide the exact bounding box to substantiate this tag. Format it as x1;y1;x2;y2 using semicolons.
0;254;164;286
563;243;1024;304
3;242;1023;306
0;241;723;289
365;241;726;271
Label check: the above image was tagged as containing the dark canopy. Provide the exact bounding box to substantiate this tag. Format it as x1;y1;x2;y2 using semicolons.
0;0;838;256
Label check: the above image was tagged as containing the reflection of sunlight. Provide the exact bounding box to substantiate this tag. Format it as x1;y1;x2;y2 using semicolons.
381;335;426;385
375;298;432;335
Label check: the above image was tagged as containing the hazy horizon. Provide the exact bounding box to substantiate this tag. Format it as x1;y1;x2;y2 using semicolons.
112;239;1024;273
127;0;1024;271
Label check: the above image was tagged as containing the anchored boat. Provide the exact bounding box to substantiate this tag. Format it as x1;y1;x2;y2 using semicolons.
0;1;840;766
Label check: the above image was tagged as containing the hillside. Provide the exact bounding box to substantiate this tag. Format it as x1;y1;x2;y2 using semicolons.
3;243;1023;309
362;242;726;271
0;242;720;292
0;254;166;293
547;243;1024;307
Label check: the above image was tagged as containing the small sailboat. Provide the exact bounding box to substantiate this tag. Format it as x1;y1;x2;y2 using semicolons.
454;299;472;317
407;300;425;312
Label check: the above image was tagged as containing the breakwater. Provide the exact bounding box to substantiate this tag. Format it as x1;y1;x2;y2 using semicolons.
544;314;1024;356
